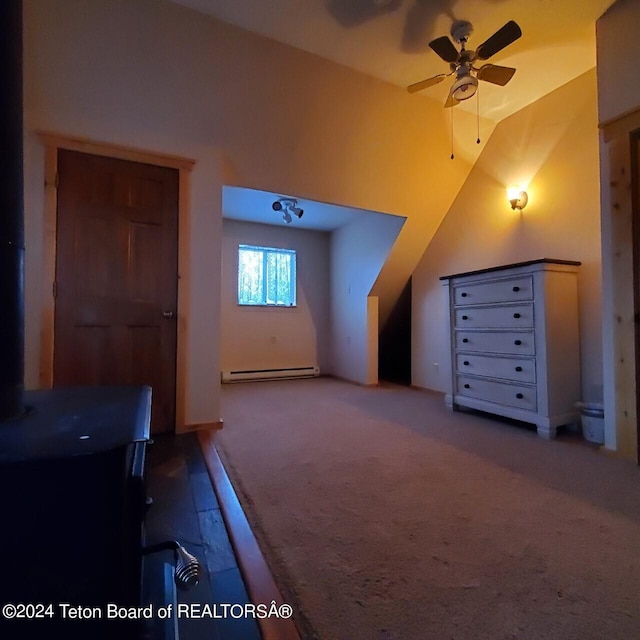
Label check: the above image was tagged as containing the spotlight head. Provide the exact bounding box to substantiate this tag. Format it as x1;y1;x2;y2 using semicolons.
272;201;283;211
282;210;292;224
291;207;304;219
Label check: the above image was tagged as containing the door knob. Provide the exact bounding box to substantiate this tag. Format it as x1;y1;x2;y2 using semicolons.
162;310;176;319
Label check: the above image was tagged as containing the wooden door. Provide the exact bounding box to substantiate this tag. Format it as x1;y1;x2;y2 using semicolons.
634;130;640;464
54;150;179;433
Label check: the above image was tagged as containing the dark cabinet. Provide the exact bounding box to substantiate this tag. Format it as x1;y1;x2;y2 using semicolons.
0;386;151;638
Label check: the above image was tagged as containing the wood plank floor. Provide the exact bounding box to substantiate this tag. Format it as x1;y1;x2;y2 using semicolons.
145;433;261;640
198;430;301;640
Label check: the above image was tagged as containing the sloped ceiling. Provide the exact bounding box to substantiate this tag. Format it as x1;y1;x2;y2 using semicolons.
170;0;614;123
165;0;615;330
223;186;406;231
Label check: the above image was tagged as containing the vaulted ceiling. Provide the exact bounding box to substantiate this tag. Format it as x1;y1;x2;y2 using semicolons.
170;0;614;238
170;0;614;123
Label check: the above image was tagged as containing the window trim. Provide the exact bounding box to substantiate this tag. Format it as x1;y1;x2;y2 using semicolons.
237;243;297;308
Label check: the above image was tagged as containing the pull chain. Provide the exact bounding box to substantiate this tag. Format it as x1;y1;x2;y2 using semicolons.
476;84;481;145
450;106;455;160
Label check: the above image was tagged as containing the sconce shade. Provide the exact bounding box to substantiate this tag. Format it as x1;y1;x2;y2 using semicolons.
507;187;528;210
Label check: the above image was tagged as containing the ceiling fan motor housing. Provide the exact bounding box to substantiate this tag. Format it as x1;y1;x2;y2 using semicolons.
451;20;474;45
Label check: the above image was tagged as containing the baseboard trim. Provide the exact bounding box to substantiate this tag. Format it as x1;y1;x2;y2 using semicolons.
197;430;301;640
180;420;223;433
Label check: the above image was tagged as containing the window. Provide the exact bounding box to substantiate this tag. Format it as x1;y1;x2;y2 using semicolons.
238;244;297;307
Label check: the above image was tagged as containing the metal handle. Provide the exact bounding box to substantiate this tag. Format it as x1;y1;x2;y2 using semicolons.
163;310;175;319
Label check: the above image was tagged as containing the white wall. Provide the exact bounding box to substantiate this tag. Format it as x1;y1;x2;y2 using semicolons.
330;213;405;384
413;70;603;405
221;219;330;373
596;0;640;125
23;0;478;426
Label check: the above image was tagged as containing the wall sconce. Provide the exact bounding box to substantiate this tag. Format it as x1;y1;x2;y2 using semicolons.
507;187;528;211
272;198;304;224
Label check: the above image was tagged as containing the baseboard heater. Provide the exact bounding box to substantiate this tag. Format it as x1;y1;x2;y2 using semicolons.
221;366;320;383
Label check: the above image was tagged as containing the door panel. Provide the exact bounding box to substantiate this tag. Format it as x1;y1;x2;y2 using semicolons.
54;150;178;433
634;131;640;464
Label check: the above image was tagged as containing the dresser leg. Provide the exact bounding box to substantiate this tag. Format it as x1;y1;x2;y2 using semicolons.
444;394;455;410
536;424;557;439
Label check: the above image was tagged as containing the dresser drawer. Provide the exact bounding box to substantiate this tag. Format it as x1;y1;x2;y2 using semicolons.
456;353;536;383
453;275;533;306
456;376;537;411
454;303;533;329
455;330;535;355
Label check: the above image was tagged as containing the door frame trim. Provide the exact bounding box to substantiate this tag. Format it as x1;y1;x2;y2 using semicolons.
632;128;640;464
37;131;194;432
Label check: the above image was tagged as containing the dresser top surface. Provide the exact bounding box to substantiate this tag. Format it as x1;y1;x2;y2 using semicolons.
439;258;581;281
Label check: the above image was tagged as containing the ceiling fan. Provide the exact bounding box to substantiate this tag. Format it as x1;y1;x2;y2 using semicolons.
407;19;522;107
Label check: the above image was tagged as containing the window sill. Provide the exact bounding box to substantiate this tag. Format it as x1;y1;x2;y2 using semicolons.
237;304;298;309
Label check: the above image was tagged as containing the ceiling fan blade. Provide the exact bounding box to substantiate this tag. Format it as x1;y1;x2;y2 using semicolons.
429;35;459;63
476;20;522;60
476;64;516;86
407;73;448;94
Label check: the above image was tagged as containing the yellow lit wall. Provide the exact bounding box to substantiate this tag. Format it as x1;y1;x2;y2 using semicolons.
412;70;603;407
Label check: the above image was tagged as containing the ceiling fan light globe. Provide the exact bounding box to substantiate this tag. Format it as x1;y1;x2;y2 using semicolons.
451;75;478;101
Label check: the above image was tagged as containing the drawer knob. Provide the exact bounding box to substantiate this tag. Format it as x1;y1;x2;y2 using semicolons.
513;312;521;319
464;383;470;389
514;339;522;346
515;366;523;372
461;292;468;297
516;393;524;399
462;315;469;320
463;360;470;366
513;286;520;292
462;338;469;343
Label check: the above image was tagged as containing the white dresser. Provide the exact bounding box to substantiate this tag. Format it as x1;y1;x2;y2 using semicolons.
440;259;581;439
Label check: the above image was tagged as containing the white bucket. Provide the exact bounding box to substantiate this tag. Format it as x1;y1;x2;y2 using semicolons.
575;401;604;444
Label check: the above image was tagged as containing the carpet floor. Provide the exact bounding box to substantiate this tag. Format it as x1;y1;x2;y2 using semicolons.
216;378;640;640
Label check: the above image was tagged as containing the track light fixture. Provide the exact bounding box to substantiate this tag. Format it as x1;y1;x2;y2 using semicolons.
272;198;304;224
